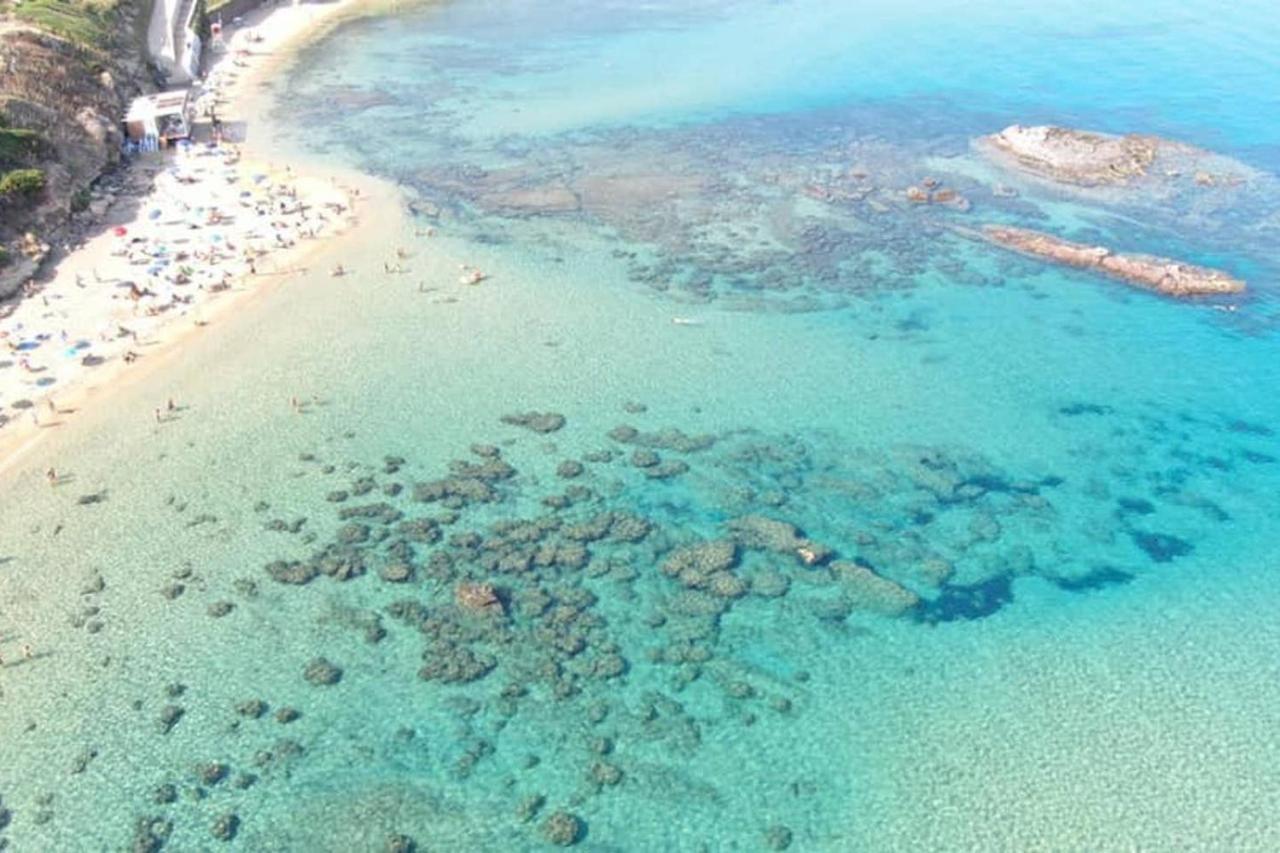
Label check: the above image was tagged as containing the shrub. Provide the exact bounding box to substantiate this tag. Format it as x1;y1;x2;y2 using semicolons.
0;127;47;169
0;245;10;268
0;168;47;198
71;185;92;212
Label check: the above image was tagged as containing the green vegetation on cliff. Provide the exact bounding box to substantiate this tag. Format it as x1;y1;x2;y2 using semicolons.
0;167;47;198
6;0;124;50
0;125;49;168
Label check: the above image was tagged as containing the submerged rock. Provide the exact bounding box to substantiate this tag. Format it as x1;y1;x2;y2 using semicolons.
726;515;831;565
516;793;546;823
132;816;173;853
419;641;496;683
501;411;566;433
197;762;229;786
265;560;318;585
379;561;415;583
303;657;343;686
385;833;417;853
157;705;184;735
236;699;268;719
455;581;504;616
661;539;738;589
830;561;919;615
207;600;235;618
541;810;584;846
275;707;302;724
211;812;239;842
765;824;794;850
556;460;585;479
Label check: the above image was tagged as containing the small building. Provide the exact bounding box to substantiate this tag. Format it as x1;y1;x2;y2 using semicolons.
124;90;194;147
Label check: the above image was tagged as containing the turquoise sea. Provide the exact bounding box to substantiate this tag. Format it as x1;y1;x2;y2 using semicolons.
2;0;1280;849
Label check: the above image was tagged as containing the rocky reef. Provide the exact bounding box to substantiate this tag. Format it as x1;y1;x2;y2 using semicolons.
973;225;1246;298
11;387;1255;849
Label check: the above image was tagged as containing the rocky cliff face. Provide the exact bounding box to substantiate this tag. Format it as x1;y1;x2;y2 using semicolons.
0;2;154;298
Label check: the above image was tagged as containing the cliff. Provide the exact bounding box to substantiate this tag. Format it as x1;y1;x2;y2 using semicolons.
0;0;156;298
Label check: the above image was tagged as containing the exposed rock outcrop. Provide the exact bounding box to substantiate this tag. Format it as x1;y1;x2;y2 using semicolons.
977;124;1253;191
980;125;1158;186
977;225;1246;297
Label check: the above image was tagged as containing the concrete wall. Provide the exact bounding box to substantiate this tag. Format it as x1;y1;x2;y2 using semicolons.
147;0;203;83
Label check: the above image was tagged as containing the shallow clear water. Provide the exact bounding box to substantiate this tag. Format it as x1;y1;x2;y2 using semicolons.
3;0;1280;849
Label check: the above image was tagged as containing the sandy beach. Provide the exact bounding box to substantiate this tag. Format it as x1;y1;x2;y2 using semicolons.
0;0;380;475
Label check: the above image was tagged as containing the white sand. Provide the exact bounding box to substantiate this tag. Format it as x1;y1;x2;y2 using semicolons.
0;0;370;473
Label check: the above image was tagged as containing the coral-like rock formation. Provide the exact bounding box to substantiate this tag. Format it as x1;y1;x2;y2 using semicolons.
978;225;1245;297
541;810;584;846
455;581;504;616
726;515;831;565
830;561;919;615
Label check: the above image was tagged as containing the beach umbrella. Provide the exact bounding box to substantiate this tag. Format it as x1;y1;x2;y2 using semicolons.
149;209;163;220
113;226;128;237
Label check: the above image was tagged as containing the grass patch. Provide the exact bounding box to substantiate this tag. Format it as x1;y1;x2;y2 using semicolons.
9;0;124;50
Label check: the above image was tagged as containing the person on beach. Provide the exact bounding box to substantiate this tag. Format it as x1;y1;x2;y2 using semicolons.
46;468;57;486
154;407;163;424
